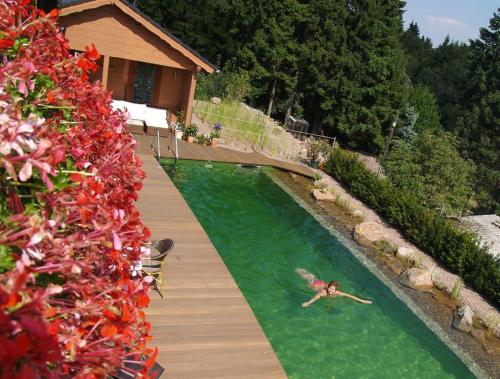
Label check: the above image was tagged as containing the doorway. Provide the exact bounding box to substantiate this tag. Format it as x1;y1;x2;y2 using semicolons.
133;62;157;104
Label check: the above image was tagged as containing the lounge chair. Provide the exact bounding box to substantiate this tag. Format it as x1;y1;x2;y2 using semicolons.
110;352;165;379
142;238;174;299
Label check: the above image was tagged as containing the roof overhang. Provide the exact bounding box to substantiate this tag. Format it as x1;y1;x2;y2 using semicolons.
59;0;216;73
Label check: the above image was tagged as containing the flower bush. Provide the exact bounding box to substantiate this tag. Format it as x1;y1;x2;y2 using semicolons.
0;1;154;377
212;122;222;138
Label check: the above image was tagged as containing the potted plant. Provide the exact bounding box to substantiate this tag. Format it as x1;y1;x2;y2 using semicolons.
174;123;184;140
211;122;222;147
184;124;198;143
195;133;209;145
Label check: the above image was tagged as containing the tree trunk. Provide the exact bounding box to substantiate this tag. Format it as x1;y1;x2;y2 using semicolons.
266;76;277;116
284;91;296;126
378;112;399;175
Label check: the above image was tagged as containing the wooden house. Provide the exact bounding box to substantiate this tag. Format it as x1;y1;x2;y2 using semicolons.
58;0;215;126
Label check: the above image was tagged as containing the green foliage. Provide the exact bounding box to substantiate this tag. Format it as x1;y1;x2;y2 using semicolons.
400;22;433;84
384;130;474;215
184;124;198;137
196;60;251;103
450;278;463;300
300;0;408;152
402;28;471;133
373;240;396;257
0;245;14;273
401;11;499;214
195;134;210;145
409;85;441;133
456;9;500;214
325;147;500;305
176;110;185;128
306;138;331;164
138;0;408;152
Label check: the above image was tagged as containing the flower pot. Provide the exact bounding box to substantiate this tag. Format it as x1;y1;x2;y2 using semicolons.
187;135;194;143
211;138;218;148
175;130;183;140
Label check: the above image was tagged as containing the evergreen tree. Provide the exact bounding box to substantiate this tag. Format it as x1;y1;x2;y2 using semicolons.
409;85;441;133
401;27;471;132
299;0;349;133
458;9;500;214
400;22;433;82
338;0;408;152
237;0;303;117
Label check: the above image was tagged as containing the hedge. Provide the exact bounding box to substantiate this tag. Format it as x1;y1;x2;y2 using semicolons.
325;148;500;306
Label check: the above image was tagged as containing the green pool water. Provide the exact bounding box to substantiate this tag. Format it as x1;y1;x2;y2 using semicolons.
162;159;475;379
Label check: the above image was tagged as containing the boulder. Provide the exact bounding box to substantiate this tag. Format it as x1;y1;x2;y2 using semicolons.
210;97;221;105
399;268;433;289
312;189;335;202
453;305;474;333
396;246;415;261
353;222;387;246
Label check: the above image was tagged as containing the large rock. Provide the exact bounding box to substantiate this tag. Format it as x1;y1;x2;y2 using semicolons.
453;305;474;333
399;268;433;289
396;246;415;261
312;189;335;202
210;97;221;104
353;222;387;246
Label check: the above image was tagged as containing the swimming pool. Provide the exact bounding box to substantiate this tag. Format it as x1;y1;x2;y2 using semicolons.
162;159;475;379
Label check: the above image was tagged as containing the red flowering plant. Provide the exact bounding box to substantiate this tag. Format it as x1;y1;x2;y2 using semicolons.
0;1;155;377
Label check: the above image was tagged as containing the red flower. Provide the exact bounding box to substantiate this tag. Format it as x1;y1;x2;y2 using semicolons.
100;324;118;338
0;37;14;49
0;2;154;376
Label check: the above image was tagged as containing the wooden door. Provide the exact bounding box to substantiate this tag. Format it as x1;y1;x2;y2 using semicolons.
133;62;157;105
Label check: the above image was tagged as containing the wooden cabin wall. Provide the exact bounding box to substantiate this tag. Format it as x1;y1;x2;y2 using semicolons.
60;6;195;71
107;58;129;100
155;67;187;114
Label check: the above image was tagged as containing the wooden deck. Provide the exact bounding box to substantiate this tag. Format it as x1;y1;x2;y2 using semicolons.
133;131;314;178
136;153;287;379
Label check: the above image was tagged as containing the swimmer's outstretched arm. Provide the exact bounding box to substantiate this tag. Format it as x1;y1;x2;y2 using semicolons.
337;291;372;304
302;292;324;307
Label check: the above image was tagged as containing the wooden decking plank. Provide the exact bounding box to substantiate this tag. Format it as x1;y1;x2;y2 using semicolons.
136;153;287;379
133;131;314;177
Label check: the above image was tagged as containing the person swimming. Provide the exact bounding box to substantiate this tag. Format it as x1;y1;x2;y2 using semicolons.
296;268;372;307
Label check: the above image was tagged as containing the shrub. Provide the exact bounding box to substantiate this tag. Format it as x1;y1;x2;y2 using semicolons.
0;3;153;377
195;60;251;103
195;134;211;145
306;138;331;164
325;147;500;305
184;124;198;137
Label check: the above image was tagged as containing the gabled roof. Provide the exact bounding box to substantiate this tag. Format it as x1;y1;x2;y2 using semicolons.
59;0;216;73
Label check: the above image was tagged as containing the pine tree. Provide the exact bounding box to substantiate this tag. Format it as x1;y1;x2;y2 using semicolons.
400;22;433;82
458;9;500;213
338;0;408;152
